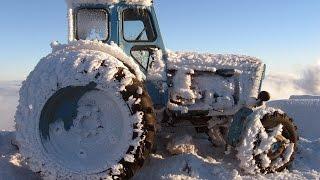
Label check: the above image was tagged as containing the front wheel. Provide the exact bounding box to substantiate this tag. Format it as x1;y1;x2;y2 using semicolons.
15;43;156;179
236;107;298;174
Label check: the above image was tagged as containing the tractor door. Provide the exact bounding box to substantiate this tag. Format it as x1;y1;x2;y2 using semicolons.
120;6;167;108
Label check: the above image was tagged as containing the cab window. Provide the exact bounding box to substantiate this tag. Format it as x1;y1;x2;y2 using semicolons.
76;9;109;41
123;9;157;42
131;47;155;70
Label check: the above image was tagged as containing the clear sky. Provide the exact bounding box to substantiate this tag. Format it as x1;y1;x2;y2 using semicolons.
0;0;319;81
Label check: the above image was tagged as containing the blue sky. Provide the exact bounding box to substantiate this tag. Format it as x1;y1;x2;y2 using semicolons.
0;0;319;81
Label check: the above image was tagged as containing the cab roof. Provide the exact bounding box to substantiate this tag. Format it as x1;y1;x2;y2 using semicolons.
66;0;153;8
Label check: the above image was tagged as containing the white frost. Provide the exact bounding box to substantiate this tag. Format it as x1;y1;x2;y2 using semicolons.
272;143;295;169
147;49;166;82
124;154;135;163
66;0;153;8
170;68;201;106
0;131;319;180
52;40;144;81
166;51;264;114
14;40;146;179
137;86;143;95
236;107;293;174
167;135;198;155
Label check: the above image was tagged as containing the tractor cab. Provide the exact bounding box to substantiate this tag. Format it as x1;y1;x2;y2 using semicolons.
67;1;166;74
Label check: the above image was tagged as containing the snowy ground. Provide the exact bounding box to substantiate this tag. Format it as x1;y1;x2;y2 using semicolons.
1;109;320;179
1;126;319;180
0;131;41;180
1;79;320;179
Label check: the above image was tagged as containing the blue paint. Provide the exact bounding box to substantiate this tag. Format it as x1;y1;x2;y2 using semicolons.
227;107;253;147
39;82;97;140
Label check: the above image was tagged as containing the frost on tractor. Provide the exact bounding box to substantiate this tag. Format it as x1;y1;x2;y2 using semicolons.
166;52;265;114
14;0;298;179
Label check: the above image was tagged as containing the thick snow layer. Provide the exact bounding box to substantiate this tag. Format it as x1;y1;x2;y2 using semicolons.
147;49;166;82
167;135;198;155
1;100;320;179
166;52;264;113
4;128;319;180
167;52;263;72
42;90;136;173
0;132;40;180
66;0;153;8
14;40;146;179
236;107;288;174
51;40;144;81
268;99;320;140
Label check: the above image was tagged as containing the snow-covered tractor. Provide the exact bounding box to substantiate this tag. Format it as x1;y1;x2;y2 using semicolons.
15;0;298;179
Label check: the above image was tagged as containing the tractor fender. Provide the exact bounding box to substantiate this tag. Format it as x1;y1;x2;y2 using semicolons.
51;40;145;81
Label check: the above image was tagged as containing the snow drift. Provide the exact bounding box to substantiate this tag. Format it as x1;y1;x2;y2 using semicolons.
0;131;40;180
268;98;320;140
1;130;319;180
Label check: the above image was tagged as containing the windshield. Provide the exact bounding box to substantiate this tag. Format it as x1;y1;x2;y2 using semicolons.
76;9;109;41
123;8;156;42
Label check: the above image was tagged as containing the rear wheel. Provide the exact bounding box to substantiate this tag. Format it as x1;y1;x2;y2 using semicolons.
236;108;298;174
15;44;156;179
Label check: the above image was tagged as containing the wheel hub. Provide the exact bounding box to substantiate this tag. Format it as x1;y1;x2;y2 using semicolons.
268;135;288;160
39;84;133;174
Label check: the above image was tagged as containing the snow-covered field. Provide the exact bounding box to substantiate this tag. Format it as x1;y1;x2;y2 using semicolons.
1;123;320;180
0;60;320;180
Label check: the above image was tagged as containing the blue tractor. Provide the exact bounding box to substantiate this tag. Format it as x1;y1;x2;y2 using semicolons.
15;0;298;179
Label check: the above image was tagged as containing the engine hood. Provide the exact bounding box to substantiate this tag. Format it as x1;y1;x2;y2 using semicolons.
166;51;265;115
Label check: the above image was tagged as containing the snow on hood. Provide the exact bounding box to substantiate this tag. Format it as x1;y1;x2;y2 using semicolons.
66;0;153;8
166;51;263;75
166;51;265;112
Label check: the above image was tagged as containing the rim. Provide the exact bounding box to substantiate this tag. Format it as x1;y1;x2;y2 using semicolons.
268;135;288;160
264;122;293;162
39;83;133;174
